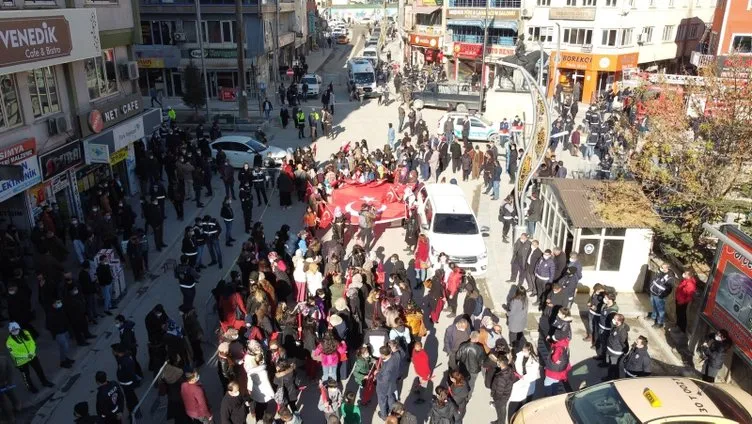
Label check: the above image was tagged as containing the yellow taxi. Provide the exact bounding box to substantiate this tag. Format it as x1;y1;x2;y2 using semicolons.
512;377;752;424
337;34;349;44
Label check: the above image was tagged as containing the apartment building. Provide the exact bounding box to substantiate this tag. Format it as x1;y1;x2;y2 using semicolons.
523;0;715;101
0;0;161;231
136;0;314;103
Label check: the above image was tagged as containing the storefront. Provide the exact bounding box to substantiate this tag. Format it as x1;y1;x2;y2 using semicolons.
450;42;516;84
0;139;44;229
535;179;655;292
31;140;86;222
134;45;183;99
549;51;639;103
180;48;261;101
407;32;442;68
77;97;162;210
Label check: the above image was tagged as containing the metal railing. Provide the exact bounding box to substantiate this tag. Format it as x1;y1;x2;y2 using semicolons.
449;0;522;7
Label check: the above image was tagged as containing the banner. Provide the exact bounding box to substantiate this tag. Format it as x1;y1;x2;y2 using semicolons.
702;226;752;361
318;180;414;227
0;138;42;203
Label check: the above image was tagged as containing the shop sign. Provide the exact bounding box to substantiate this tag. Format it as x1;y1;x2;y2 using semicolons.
51;171;70;193
415;25;443;35
548;7;596;21
38;140;83;181
416;0;443;5
553;52;593;70
111;117;145;152
81;93;142;138
0;9;100;76
447;8;519;19
409;33;441;48
85;142;110;164
137;58;165;68
715;55;752;78
185;48;243;59
0;139;42;203
27;181;50;218
452;42;514;59
109;147;129;165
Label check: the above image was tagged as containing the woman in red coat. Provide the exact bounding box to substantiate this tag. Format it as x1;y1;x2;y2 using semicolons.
414;234;430;289
544;338;572;396
445;265;463;318
411;340;432;404
675;269;697;333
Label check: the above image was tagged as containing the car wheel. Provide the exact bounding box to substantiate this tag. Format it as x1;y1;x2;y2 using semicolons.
489;133;500;143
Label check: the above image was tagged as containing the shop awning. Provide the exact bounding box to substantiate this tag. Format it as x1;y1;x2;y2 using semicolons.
447;20;518;32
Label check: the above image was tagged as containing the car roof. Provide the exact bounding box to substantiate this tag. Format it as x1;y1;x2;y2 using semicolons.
424;184;473;214
614;377;724;422
302;73;319;79
212;136;253;144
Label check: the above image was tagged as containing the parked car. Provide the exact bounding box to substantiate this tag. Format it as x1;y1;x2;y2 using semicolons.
297;73;322;97
412;81;485;112
337;34;349;44
209;136;287;168
436;111;501;143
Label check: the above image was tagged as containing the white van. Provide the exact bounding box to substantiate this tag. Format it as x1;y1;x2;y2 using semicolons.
361;46;380;67
347;58;377;97
416;184;488;275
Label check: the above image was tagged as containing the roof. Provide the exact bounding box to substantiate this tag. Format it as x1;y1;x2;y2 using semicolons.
614;377;723;422
425;184;473;214
212;135;252;144
545;179;657;229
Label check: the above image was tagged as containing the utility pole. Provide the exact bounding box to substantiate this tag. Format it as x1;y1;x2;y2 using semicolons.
554;22;561;96
236;0;249;119
478;1;489;112
195;0;211;120
274;1;280;89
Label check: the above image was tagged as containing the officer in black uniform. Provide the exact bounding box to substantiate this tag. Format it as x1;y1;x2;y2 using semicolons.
145;198;166;251
239;182;254;233
112;343;141;418
193;219;207;270
191;164;205;208
181;227;198;268
150;182;167;219
251;166;268;206
175;254;200;308
95;370;125;424
202;216;223;268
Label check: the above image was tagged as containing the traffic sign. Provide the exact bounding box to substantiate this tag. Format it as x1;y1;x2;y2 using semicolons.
286;68;294;76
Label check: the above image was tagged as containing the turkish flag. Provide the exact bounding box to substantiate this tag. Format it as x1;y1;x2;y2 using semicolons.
321;180;411;227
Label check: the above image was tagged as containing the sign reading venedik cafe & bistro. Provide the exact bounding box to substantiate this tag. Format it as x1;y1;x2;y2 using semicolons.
0;9;101;75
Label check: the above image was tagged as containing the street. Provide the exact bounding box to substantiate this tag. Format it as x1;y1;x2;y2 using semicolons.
25;25;687;424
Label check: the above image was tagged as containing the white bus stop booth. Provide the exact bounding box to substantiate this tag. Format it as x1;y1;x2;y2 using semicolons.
533;179;657;292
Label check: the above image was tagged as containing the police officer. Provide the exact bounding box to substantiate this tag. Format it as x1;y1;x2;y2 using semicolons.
175;254;200;308
191;164;205;208
95;370;125;424
145;198;166;251
150;182;167;219
193;219;207;270
168;180;184;220
252;166;268;206
202;215;223;268
623;335;652;378
112;343;141;417
647;263;675;329
239;182;253;233
181;227;198;268
595;292;619;361
499;197;515;243
220;197;235;247
295;109;306;139
602;313;629;381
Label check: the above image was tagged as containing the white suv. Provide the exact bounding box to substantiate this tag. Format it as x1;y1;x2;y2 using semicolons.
298;74;323;98
416;184;488;275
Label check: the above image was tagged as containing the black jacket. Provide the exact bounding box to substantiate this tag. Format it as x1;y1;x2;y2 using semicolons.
96;263;113;286
272;367;300;405
701;333;731;370
526;248;543;273
490;366;515;401
46;305;70;336
220;204;234;221
119;320;138;355
553;253;567;282
145;203;163;227
450;383;470;411
511;239;531;266
456;341;485;375
606;323;630;357
623;345;651;376
220;393;246;424
429;399;459;424
96;381;125;419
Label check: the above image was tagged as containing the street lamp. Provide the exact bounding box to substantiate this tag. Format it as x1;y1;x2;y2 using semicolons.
496;59;552;238
478;0;490;112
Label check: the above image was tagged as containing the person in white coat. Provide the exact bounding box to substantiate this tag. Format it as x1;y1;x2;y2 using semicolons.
243;344;275;421
508;342;540;419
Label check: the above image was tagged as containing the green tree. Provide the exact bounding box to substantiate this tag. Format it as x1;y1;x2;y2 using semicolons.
625;59;752;265
182;61;206;117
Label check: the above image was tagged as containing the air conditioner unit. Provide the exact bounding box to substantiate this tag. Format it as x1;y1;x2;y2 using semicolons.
521;8;532;18
119;61;140;81
173;32;187;42
47;116;67;136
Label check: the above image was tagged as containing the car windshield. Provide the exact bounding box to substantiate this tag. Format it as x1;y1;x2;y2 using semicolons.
565;384;639;424
433;213;479;235
478;115;493;126
302;77;317;85
362;51;377;57
245;138;266;152
354;72;374;84
693;381;752;424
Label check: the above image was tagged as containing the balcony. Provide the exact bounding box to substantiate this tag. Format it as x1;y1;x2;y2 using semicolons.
141;0;256;5
449;0;521;7
452;34;515;46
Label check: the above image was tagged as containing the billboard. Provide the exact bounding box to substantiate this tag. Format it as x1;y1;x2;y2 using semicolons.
702;226;752;361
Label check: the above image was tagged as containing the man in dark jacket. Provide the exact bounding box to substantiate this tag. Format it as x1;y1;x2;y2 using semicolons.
552;247;568;283
115;315;139;357
623;335;652;378
220;381;246;424
221;161;236;200
96;255;115;315
533;249;555;305
376;345;399;420
700;330;732;382
220;197;235;247
112;343;140;417
647;263;675;329
175;255;200;309
525;192;542;236
443;318;471;371
450;139;462;173
524;240;542;295
602;313;629;381
95;371;125;424
179;304;205;367
47;298;74;368
490;356;514;424
239;182;253;233
63;285;94;346
456;331;486;391
145;198;166;251
508;233;531;285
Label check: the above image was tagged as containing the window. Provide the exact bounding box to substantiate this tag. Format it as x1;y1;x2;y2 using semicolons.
140;20;175;45
85;49;118;100
567;384;638;424
677;26;686;40
0;75;21;131
221;21;234;43
578;228;627;272
537;0;550;6
641;26;654;44
605;0;617;6
600;239;624;271
648;0;655;5
562;28;593;46
583;0;597;5
732;34;752;53
601;28;633;46
528;26;553;43
669;0;675;6
689;24;700;39
183;20;198;43
628;0;634;6
203;20;236;43
566;0;576;5
28;67;59;118
662;25;675;41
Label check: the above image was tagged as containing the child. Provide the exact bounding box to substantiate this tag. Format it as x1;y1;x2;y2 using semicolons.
313;330;347;382
340;391;361;424
404;301;428;341
303;206;318;234
411;340;432;404
318;378;343;420
351;345;373;393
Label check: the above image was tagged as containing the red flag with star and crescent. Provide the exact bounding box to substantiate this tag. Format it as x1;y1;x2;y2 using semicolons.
317;180;414;228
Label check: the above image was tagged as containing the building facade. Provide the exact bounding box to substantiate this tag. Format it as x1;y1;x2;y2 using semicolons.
708;0;752;56
0;0;158;231
136;0;316;105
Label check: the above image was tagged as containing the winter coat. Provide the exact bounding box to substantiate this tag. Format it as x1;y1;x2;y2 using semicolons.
550;315;573;342
509;355;540;402
544;338;572;381
313;341;346;367
490;366;515;401
220;393;246;424
182;309;204;342
456;341;485;375
623;346;652;377
352;356;373;386
405;311;427;337
340;403;362;424
443;322;470;355
506;297;528;333
273;366;300;405
412;348;431;381
675;276;697;305
180;382;211;419
429;399;459;424
534;256;555;282
450;383;470;412
375;355;399;395
243;361;274;403
606;323;630;357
